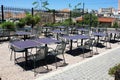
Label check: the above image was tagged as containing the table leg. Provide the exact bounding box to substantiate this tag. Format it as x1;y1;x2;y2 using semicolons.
45;44;49;70
70;40;72;51
57;33;58;40
81;39;83;46
25;49;28;67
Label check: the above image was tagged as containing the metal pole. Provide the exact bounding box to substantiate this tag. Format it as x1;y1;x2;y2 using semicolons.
82;3;84;26
31;8;34;28
31;8;34;16
69;10;72;26
53;9;55;24
1;5;4;22
90;13;92;28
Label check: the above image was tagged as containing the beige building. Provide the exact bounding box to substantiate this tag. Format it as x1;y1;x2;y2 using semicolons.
99;7;115;17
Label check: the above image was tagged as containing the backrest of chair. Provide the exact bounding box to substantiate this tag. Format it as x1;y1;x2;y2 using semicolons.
84;39;94;48
55;42;66;54
35;47;46;60
92;28;97;33
105;33;111;41
83;30;90;36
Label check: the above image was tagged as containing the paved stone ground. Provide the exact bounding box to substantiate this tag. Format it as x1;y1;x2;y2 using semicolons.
38;46;120;80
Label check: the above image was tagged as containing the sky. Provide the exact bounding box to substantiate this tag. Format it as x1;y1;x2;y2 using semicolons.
0;0;118;11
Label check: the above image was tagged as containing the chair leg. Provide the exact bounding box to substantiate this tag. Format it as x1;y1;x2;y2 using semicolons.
109;42;111;49
62;54;66;64
90;47;93;57
106;42;107;49
92;47;94;56
33;58;37;76
95;47;98;54
10;50;13;60
82;48;85;58
55;56;58;69
14;52;16;64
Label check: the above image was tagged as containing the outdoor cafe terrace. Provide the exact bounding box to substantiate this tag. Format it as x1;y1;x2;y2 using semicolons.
0;26;120;80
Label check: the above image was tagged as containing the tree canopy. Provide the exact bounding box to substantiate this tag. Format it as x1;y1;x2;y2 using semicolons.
83;13;98;27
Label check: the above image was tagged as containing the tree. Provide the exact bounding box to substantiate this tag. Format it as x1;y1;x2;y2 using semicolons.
113;21;118;28
68;3;82;18
83;13;98;27
32;0;50;11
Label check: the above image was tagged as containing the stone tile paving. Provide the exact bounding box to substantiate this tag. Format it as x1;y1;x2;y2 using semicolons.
39;47;120;80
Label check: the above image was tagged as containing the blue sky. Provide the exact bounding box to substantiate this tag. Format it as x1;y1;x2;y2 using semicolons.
0;0;118;10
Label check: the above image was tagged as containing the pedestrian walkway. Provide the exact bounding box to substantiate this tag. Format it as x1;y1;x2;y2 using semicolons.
37;46;120;80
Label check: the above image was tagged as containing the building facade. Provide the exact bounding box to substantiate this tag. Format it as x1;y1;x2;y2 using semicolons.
99;7;115;17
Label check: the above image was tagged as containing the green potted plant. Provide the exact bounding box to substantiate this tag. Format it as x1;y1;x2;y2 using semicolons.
1;21;15;31
24;14;41;27
109;64;120;80
16;18;26;28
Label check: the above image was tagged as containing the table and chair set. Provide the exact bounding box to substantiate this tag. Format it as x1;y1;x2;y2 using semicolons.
8;26;120;76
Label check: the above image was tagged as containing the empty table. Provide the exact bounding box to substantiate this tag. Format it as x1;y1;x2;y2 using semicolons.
11;40;40;66
62;35;90;51
16;31;31;40
51;30;64;40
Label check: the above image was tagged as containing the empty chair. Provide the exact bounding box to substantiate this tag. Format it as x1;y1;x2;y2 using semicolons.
91;28;97;33
31;46;49;76
10;45;25;63
83;30;90;36
77;39;94;58
30;29;40;39
116;33;120;44
9;37;24;61
0;29;3;43
101;33;111;49
48;41;67;69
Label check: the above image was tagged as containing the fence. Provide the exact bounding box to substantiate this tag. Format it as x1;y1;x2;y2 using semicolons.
0;5;70;24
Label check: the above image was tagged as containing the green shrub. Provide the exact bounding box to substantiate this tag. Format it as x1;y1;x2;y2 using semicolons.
1;21;15;31
112;21;118;28
109;64;120;76
16;19;25;28
24;14;41;26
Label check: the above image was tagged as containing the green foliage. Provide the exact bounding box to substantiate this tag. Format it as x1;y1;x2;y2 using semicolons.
33;0;50;10
68;3;81;9
24;14;34;25
43;19;73;27
32;1;39;9
61;18;73;26
34;14;41;25
109;64;120;76
1;21;15;31
72;9;82;18
69;2;81;18
74;3;81;9
83;13;98;27
112;21;118;28
24;14;41;26
16;22;25;28
76;22;82;27
42;1;49;10
43;23;54;27
16;18;26;28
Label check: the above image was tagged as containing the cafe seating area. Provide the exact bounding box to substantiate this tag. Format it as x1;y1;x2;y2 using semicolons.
0;26;120;79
